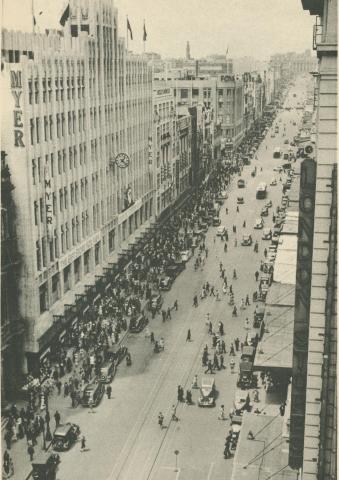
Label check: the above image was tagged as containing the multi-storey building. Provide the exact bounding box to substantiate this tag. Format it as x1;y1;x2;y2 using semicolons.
218;75;244;154
289;1;337;479
1;152;25;400
1;0;153;376
152;86;191;218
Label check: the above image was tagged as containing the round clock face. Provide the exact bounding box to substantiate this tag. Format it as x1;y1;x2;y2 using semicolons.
115;153;130;169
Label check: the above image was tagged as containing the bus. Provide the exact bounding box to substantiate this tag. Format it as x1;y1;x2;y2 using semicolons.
256;183;267;199
273;147;281;158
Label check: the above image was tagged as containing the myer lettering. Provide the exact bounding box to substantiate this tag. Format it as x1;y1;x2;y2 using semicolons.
44;164;53;240
10;70;25;147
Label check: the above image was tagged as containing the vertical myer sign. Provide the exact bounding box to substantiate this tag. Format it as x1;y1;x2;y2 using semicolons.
44;163;53;240
10;71;25;147
289;157;316;469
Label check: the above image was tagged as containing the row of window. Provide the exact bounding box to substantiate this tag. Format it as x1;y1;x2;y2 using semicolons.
30;110;86;146
28;76;85;105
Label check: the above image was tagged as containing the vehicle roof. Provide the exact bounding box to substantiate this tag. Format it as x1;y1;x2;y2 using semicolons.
54;423;76;436
201;377;215;387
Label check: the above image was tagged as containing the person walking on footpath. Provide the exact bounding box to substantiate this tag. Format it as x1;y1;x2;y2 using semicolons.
166;307;171;320
106;385;112;399
255;270;259;282
80;435;86;452
173;300;178;311
54;410;61;428
186;329;191;342
219;355;226;369
27;443;35;462
218;405;225;420
205;360;214;374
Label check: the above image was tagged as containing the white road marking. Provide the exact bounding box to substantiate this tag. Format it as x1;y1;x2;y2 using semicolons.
207;462;215;480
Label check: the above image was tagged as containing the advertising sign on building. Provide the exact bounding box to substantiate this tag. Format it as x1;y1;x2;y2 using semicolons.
44;162;54;241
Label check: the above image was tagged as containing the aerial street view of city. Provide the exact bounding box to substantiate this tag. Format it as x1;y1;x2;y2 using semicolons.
0;0;337;479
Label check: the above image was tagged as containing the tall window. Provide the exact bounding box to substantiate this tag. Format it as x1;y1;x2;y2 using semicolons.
63;265;71;293
39;282;48;313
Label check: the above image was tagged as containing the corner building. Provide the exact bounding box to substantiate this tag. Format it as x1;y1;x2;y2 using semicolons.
1;0;153;376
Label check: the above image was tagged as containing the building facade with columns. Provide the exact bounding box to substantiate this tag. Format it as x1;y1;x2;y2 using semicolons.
1;0;153;375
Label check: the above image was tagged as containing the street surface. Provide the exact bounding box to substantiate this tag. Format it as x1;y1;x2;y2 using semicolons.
8;77;307;480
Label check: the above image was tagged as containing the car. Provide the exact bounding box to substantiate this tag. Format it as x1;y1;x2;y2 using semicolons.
270;178;277;186
265;200;272;208
216;226;226;236
254;218;264;229
262;228;272;240
237;196;244;204
241;234;253;246
237;179;245;188
100;358;116;383
212;216;221;226
261;206;269;217
150;294;163;312
198;377;216;407
129;313;149;332
159;276;173;291
283;153;289;160
273;166;283;173
81;381;105;407
52;423;80;451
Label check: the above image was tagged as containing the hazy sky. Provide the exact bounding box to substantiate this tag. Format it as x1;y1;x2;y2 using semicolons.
2;0;315;60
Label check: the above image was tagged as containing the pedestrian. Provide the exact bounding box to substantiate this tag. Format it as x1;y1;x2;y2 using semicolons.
245;318;250;329
230;358;235;373
186;329;191;342
162;310;166;322
218;405;225;420
4;431;12;450
158;412;164;429
225;208;228;215
230;343;235;356
221;340;226;354
80;435;86;452
255;271;259;282
171;405;178;421
192;374;198;389
63;382;69;397
27;444;34;462
150;331;155;343
224;243;227;253
234;337;240;351
56;380;62;395
54;410;61;428
243;220;246;228
264;248;267;258
213;353;219;370
236;206;239;213
234;238;237;247
210;286;215;297
220;355;226;369
106;385;112;399
279;403;286;416
166;307;171;320
173;300;178;311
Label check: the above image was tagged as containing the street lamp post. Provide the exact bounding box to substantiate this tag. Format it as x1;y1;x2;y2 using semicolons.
174;449;179;472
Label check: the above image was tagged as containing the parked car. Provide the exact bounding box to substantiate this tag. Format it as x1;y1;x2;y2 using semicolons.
262;228;272;240
212;216;221;226
100;358;116;383
237;179;245;188
52;423;80;452
159;276;173;291
129;313;149;333
216;226;226;237
150;294;163;312
237;196;244;204
81;381;105;407
273;166;283;172
241;234;253;246
254;218;264;229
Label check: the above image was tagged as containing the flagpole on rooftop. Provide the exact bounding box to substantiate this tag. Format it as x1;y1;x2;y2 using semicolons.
143;19;146;54
32;0;35;34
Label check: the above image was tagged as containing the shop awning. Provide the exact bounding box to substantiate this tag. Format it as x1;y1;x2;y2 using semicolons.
231;413;298;480
254;305;294;370
265;283;295;307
